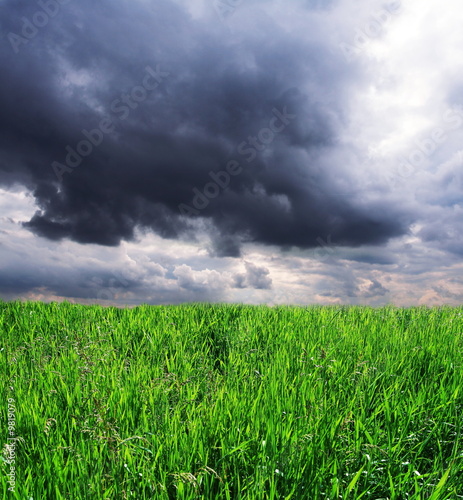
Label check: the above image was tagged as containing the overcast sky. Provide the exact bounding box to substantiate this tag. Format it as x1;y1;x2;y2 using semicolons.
0;0;462;306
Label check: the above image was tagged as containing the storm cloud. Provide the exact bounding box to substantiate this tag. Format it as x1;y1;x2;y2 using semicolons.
0;0;410;256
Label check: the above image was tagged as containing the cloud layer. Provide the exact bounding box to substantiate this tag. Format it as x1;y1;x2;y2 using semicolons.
0;0;412;257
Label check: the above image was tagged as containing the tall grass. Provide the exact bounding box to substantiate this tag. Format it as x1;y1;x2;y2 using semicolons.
1;301;463;498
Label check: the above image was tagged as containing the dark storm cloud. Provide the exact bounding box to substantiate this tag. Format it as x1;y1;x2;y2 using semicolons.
417;213;463;257
0;0;410;256
413;157;463;257
0;260;107;301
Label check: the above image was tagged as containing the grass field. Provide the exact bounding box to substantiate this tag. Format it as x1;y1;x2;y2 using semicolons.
1;301;463;499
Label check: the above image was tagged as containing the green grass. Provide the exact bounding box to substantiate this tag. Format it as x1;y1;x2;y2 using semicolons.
1;301;463;499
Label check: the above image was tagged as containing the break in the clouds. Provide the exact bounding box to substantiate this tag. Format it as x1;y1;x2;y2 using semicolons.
0;0;462;306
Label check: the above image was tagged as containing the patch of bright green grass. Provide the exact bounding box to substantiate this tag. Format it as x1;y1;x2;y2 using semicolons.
1;301;463;498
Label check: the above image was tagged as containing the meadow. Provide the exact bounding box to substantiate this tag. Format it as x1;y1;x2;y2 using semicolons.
1;301;463;499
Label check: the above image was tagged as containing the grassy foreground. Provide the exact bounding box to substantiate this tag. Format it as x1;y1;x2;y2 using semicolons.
1;301;463;499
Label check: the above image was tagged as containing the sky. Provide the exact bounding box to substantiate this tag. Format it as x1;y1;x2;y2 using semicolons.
0;0;462;307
